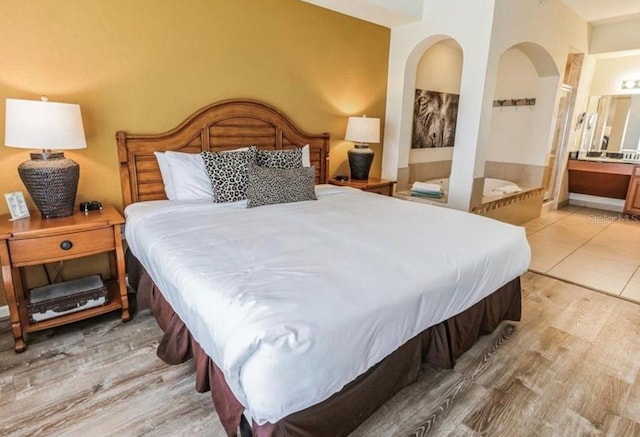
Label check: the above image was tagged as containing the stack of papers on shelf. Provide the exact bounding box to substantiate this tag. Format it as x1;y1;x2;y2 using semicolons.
410;182;443;199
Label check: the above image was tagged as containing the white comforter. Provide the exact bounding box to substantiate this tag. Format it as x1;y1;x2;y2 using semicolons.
125;185;530;425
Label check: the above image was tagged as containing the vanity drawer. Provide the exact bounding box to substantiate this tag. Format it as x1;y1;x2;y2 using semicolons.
9;227;115;266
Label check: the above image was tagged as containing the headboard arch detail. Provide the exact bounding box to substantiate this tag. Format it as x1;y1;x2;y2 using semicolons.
116;99;330;206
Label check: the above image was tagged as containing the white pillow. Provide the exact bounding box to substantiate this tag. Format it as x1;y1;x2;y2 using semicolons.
164;151;214;201
302;144;311;167
154;152;176;200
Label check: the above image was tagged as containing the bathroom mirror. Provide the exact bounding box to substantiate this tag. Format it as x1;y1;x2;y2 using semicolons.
582;94;640;154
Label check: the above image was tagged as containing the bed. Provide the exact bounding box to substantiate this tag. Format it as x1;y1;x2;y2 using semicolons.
118;99;530;436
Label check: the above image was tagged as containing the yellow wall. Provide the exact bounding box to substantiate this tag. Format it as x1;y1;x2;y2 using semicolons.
0;0;390;307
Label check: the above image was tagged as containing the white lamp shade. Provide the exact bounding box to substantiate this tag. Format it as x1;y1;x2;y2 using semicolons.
345;116;380;144
5;98;87;150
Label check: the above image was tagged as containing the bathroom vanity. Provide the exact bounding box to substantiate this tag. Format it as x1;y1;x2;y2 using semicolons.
568;159;640;215
570;93;640;215
568;159;633;199
625;166;640;215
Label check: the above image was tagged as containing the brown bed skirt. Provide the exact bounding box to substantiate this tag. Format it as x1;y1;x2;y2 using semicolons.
129;256;521;437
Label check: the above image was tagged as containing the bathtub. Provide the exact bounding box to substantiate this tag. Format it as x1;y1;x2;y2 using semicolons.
417;177;544;225
423;177;519;199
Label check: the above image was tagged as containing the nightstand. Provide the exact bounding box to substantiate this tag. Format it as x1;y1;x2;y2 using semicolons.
329;177;396;196
0;205;130;352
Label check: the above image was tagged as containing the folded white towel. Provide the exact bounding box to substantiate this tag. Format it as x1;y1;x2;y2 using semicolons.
411;182;443;194
491;184;522;195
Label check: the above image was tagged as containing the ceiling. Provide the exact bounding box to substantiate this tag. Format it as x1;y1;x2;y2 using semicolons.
303;0;640;27
301;0;421;27
560;0;640;22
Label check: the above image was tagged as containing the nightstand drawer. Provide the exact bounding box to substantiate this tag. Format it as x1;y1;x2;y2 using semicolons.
364;185;393;196
329;177;396;197
9;227;115;266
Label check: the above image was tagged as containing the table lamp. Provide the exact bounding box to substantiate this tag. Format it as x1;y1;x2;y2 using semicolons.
345;115;380;180
4;97;87;218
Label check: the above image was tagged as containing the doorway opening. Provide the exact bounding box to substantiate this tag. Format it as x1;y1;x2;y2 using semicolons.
547;53;584;204
545;84;572;201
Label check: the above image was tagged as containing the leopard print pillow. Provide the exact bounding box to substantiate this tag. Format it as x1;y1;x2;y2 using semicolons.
256;147;303;169
246;163;317;208
201;147;257;203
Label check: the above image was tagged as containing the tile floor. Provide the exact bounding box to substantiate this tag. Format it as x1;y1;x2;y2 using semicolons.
526;206;640;302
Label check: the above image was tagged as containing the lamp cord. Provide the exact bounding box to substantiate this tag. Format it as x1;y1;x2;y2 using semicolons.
42;261;65;285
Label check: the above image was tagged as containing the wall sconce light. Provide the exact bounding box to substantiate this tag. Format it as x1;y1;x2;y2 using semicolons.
621;80;640;90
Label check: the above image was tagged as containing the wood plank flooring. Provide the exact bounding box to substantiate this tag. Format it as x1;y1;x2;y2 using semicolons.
2;272;640;436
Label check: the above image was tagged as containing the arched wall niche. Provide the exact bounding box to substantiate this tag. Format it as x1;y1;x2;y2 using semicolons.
382;0;588;212
514;42;559;78
407;38;463;190
396;35;464;192
484;41;560;191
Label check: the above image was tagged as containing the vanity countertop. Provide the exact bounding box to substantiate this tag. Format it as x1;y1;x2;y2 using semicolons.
575;157;640;164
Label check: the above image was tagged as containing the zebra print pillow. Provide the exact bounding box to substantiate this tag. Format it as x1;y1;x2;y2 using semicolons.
246;163;316;208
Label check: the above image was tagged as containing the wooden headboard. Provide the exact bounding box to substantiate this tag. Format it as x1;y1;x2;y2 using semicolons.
116;99;330;206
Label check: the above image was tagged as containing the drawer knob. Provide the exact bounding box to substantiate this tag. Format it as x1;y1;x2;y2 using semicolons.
60;240;73;250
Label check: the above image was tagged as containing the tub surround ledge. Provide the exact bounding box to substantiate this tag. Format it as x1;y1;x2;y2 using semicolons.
472;187;545;226
484;161;545;188
396;176;544;225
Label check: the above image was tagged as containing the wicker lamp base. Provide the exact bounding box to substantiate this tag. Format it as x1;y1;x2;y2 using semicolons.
17;153;79;219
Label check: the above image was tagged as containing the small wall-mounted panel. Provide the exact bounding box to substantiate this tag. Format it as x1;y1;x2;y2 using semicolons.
492;98;536;107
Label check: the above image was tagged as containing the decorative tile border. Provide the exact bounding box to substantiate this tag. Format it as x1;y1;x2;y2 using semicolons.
472;187;545;214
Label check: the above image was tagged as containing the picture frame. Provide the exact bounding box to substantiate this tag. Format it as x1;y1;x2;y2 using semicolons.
4;192;30;221
412;89;460;149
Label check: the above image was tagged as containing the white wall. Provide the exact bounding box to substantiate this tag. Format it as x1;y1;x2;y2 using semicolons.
371;0;422;21
590;18;640;55
382;0;588;210
486;49;537;163
591;55;640;96
415;42;463;92
488;0;587;165
300;0;421;27
486;48;559;166
410;41;462;164
490;0;586;71
382;0;497;210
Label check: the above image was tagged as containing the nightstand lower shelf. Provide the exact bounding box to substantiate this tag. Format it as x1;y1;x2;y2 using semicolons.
22;278;128;334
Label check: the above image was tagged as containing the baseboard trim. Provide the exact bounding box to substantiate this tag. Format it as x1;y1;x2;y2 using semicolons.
568;193;624;212
0;305;8;320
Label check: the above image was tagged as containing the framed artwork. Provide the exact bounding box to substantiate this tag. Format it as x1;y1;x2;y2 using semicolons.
4;192;30;221
412;89;460;149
